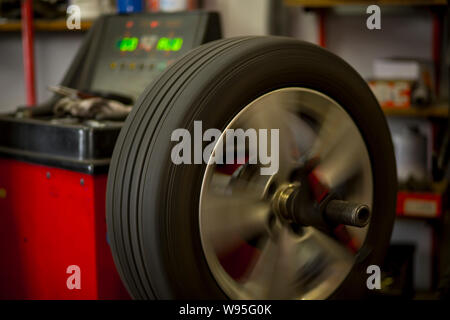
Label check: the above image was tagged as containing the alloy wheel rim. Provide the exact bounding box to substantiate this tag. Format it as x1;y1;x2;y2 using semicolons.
199;87;373;299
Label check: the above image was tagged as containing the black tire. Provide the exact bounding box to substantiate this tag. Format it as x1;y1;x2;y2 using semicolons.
106;36;397;299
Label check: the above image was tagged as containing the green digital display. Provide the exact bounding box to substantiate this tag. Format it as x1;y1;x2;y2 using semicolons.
118;37;139;52
156;37;183;51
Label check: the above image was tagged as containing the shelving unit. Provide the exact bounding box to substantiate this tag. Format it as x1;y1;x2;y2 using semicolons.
382;103;449;118
284;0;447;7
0;19;92;32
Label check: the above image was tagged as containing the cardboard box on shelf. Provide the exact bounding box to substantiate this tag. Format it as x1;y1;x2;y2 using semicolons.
370;58;435;108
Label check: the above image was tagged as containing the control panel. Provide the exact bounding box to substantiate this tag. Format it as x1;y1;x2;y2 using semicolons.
87;12;221;100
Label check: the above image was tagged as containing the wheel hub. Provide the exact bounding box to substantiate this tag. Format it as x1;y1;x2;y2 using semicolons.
271;180;370;230
271;183;300;224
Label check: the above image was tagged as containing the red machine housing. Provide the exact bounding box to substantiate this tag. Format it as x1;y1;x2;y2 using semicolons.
0;158;129;299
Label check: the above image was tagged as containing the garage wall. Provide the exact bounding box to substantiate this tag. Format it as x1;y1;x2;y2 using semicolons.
0;33;83;112
203;0;271;37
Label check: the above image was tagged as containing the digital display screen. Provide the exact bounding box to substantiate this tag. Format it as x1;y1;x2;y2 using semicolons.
116;36;184;52
117;37;139;51
156;37;183;51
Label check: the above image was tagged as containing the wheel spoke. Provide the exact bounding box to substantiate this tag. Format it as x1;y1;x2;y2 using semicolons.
314;142;363;190
308;104;350;160
243;227;299;299
239;102;302;182
241;235;278;299
202;194;270;253
307;107;367;191
266;227;299;299
283;228;355;299
307;228;355;262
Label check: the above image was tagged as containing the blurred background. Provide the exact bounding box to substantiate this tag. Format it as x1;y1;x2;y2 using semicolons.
0;0;449;299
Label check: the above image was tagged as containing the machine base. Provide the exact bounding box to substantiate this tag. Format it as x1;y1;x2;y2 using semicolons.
0;158;129;299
